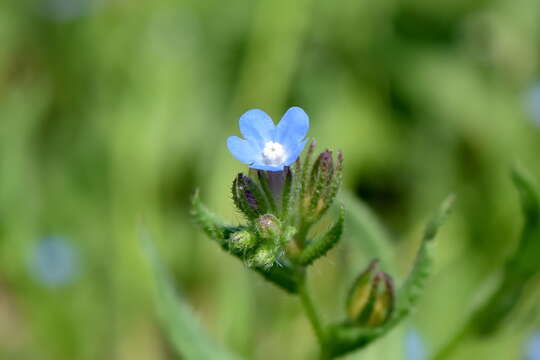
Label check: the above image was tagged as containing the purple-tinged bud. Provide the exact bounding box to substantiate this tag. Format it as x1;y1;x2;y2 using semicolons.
232;173;268;219
346;260;395;328
255;214;282;240
240;175;258;210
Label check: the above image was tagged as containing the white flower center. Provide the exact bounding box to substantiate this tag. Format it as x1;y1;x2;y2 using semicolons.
262;141;285;166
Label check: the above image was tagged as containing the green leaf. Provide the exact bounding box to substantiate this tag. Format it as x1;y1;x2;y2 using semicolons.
471;168;540;335
390;194;454;326
140;230;241;360
326;195;454;358
433;170;540;359
298;206;344;266
191;190;239;248
508;167;540;278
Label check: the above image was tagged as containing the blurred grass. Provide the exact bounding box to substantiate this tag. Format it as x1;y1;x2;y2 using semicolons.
1;0;540;359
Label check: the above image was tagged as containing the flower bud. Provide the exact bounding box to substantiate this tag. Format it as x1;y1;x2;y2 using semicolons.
303;150;343;220
255;214;281;240
346;260;394;328
230;230;257;252
310;150;334;192
232;173;268;219
247;246;277;269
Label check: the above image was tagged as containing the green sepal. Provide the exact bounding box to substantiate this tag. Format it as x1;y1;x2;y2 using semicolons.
233;173;269;220
355;273;381;325
308;150;334;218
325;195;454;358
257;170;278;214
297;206;344;266
299;140;317;209
346;259;378;321
192;190;241;248
317;150;343;220
281;167;293;219
231;176;254;219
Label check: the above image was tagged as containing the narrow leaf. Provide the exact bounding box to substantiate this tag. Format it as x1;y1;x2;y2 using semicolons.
298;206;344;266
191;191;241;249
391;194;454;325
472;168;540;335
140;230;241;360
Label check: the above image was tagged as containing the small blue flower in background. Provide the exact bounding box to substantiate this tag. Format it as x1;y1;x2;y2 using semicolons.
525;83;540;128
227;107;309;171
405;329;427;360
525;330;540;360
29;236;80;288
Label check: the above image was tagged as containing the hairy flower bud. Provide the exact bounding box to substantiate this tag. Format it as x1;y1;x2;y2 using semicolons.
232;173;268;219
302;149;343;220
346;259;394;328
255;214;281;240
247;246;277;269
230;230;258;253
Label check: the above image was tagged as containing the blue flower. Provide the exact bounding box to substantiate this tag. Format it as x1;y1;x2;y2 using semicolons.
525;330;540;360
525;83;540;128
227;107;309;171
29;236;80;288
405;329;427;360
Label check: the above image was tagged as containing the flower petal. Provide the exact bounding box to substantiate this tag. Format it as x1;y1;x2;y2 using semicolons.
275;107;309;149
249;161;284;172
239;109;276;150
284;138;308;166
227;136;257;164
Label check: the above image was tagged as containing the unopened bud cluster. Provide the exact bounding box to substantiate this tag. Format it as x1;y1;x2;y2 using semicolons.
226;141;343;270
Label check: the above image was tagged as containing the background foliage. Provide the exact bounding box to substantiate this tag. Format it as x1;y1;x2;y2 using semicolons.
1;0;540;359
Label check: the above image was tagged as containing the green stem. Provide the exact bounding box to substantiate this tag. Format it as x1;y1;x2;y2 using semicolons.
298;273;329;359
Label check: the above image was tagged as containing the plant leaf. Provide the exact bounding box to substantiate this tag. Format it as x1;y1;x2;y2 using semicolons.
471;168;540;335
390;194;454;326
298;206;344;266
140;230;241;360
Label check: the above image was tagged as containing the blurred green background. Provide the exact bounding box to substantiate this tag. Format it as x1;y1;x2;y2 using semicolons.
1;0;540;359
